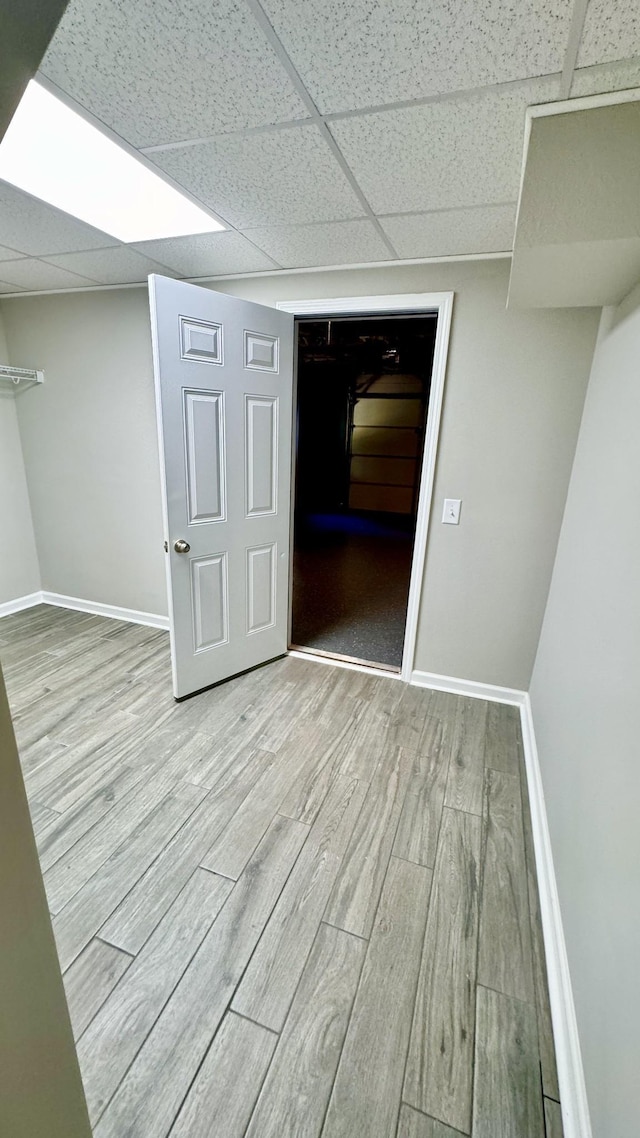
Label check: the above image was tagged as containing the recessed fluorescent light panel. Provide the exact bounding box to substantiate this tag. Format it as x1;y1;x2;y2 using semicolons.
0;81;225;242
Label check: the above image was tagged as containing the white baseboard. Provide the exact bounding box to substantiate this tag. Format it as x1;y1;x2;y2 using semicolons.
411;668;526;706
40;591;169;630
520;694;592;1138
0;589;169;630
0;591;43;619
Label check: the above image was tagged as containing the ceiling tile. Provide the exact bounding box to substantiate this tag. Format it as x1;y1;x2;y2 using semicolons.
0;245;25;261
246;219;391;268
0;259;98;291
380;205;516;259
0;280;27;294
152;125;364;228
43;246;178;284
261;0;573;114
133;231;279;276
577;2;640;69
330;80;559;215
0;181;115;256
40;0;308;147
570;58;640;97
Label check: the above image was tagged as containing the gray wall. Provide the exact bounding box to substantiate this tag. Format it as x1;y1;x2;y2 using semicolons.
0;665;91;1137
530;288;640;1138
0;310;41;604
1;258;599;685
2;287;166;615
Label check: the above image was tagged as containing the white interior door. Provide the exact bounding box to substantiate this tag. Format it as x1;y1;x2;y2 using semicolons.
149;275;294;699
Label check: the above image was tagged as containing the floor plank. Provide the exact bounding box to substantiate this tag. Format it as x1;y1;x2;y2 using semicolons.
472;985;544;1138
278;707;367;824
62;937;132;1041
484;702;521;776
544;1097;564;1138
24;712;138;808
322;856;432;1138
245;922;365;1138
43;745;199;913
232;774;367;1031
36;760;150;873
28;798;61;835
477;767;535;1004
52;782;206;970
77;868;232;1124
404;807;481;1133
170;1012;277;1138
443;696;488;816
200;745;307;880
93;815;307;1138
100;747;273;954
397;1104;467;1138
392;715;448;868
324;745;411;938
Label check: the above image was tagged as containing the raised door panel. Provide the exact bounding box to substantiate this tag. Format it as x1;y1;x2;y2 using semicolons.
191;554;229;652
180;317;223;364
246;543;276;634
183;390;226;524
245;395;278;517
244;329;279;372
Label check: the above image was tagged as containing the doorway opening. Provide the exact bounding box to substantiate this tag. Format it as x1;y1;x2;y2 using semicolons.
290;312;438;671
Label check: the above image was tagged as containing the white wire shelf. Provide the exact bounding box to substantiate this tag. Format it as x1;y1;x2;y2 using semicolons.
0;364;44;387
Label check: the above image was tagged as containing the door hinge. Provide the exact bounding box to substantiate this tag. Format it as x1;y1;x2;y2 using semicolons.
163;540;168;552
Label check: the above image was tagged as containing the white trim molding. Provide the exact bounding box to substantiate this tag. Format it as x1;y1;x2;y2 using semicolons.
520;695;593;1138
0;592;43;619
0;589;169;630
40;592;169;629
277;290;454;685
410;668;526;706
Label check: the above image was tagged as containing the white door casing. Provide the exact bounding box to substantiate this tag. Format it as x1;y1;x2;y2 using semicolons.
150;275;294;699
277;292;454;683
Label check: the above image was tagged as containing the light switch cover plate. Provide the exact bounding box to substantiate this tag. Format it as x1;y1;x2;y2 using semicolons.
442;498;461;524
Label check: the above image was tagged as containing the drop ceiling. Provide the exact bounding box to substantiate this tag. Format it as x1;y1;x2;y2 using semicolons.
1;0;640;294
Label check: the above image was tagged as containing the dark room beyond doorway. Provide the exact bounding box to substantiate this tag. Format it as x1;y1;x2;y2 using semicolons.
291;313;437;670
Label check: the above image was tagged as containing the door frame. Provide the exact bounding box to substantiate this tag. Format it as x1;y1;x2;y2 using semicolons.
276;291;454;683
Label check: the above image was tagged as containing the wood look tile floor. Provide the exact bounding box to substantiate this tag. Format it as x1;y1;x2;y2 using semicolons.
1;605;563;1138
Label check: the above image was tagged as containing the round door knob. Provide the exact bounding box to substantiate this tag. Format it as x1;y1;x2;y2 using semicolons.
174;539;191;553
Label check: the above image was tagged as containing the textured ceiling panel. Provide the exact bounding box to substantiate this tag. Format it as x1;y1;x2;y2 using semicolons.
152;125;364;228
381;205;516;258
330;80;559;214
0;181;115;256
577;1;640;69
246;219;391;268
261;0;572;114
0;245;25;261
571;58;640;97
40;0;308;146
42;246;177;284
133;231;279;276
0;259;97;289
